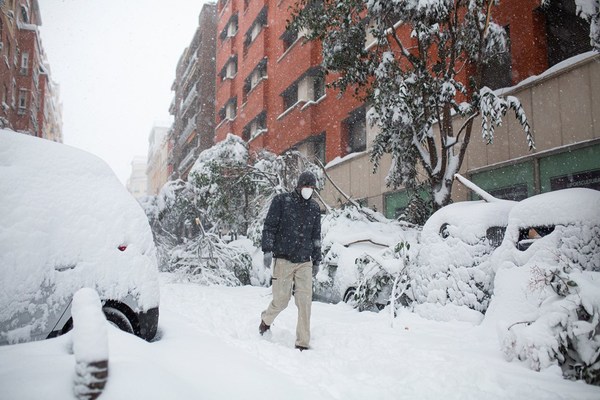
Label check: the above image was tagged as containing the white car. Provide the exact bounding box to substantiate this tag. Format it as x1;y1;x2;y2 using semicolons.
413;199;516;312
482;188;600;377
0;130;160;345
313;207;420;306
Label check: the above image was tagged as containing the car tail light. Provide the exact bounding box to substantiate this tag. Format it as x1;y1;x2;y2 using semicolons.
118;245;127;252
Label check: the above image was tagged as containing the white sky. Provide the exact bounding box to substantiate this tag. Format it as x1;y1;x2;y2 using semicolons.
38;0;210;184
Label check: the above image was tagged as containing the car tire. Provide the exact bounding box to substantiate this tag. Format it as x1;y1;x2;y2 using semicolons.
103;306;134;334
343;287;357;305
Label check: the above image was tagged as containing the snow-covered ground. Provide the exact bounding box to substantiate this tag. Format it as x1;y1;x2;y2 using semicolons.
1;273;599;400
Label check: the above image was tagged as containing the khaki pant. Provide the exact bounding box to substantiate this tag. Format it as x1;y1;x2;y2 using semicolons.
261;258;312;348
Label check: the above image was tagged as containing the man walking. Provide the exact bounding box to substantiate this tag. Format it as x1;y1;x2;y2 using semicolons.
259;171;322;351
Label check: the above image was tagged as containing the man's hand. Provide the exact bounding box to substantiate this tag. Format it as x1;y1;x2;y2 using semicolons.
263;252;273;269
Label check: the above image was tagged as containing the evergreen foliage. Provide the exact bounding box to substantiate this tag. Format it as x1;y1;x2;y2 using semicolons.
140;135;321;286
289;0;534;209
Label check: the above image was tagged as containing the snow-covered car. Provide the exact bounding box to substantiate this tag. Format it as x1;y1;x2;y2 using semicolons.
0;130;160;345
412;198;517;312
483;188;600;378
313;206;420;306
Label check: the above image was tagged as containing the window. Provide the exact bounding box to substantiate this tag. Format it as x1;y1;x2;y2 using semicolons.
20;52;29;75
219;14;238;42
313;74;325;100
219;56;237;80
282;84;298;111
18;89;27;114
481;26;512;90
244;7;267;53
20;5;29;23
280;68;325;113
281;28;299;52
218;98;237;123
242;111;266;141
542;0;592;66
243;58;267;101
344;107;367;154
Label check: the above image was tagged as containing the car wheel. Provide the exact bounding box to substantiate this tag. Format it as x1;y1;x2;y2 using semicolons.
343;287;357;305
103;306;134;334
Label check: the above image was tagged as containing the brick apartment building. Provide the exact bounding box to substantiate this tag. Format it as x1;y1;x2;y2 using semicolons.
168;3;217;180
0;0;62;141
212;0;598;217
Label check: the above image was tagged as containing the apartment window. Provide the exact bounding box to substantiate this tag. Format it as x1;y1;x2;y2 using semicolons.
20;5;29;24
242;111;266;141
219;56;238;80
310;134;326;164
481;26;512;90
219;13;238;42
313;74;325;100
542;0;592;66
219;97;237;123
244;7;267;53
20;52;29;75
281;68;325;112
282;84;298;111
17;89;27;114
344;107;367;154
243;58;267;101
281;28;299;52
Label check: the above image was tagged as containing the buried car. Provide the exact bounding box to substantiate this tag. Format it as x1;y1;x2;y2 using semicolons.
312;206;420;306
412;197;517;313
0;130;159;345
482;188;600;380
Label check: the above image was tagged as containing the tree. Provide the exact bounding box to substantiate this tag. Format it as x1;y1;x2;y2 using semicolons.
290;0;534;209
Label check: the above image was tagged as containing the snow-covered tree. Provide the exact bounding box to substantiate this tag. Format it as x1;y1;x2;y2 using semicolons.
140;135;323;286
290;0;534;209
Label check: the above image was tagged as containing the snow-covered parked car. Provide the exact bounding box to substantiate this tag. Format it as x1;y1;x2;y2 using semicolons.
0;130;160;345
412;198;517;313
313;206;420;306
483;188;600;381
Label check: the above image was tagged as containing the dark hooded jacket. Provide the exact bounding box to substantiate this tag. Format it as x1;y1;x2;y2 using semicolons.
261;189;321;264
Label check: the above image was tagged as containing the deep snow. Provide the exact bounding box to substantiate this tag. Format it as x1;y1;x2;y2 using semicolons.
1;273;599;400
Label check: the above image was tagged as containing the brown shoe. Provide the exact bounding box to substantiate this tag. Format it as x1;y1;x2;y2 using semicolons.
295;345;309;351
259;320;270;335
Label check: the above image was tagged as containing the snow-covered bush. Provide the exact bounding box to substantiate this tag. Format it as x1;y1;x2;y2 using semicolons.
353;241;414;313
502;266;600;385
166;233;252;287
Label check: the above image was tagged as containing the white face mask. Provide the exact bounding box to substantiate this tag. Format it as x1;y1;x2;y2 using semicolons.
301;187;314;200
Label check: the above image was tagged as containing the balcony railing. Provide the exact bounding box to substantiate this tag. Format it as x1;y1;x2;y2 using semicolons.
177;118;196;147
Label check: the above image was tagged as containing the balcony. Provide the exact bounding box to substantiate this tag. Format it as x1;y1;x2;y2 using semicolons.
177;118;196;147
180;86;198;116
178;149;197;173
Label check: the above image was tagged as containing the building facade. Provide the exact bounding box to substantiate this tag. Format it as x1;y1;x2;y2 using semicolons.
126;156;148;200
146;125;170;195
0;0;62;140
168;3;217;180
214;0;598;217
